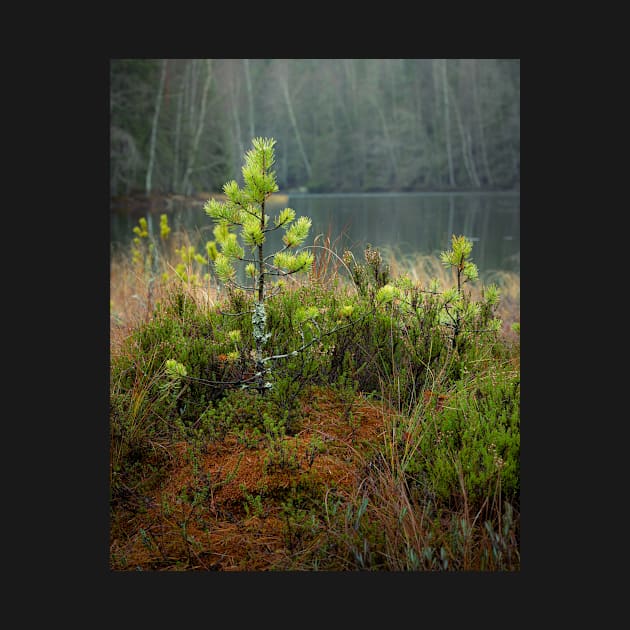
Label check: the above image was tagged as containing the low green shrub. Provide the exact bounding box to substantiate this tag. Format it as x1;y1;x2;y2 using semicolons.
410;365;520;510
111;233;519;539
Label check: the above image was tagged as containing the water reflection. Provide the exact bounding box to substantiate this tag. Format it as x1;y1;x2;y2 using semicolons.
110;192;520;275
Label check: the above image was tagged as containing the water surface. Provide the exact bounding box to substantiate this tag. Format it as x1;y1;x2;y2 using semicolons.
110;192;520;276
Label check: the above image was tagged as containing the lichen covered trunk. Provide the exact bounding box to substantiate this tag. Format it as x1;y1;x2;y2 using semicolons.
252;301;271;394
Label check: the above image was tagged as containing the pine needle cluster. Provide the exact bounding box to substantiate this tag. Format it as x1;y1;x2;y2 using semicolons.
202;137;316;393
203;137;314;294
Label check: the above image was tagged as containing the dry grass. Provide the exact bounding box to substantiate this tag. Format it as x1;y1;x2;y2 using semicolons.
110;228;520;571
110;230;220;358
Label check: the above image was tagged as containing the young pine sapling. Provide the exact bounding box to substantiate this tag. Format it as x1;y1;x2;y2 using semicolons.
439;234;501;348
203;137;315;393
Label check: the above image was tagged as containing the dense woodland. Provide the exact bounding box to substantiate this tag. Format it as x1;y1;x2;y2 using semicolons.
110;59;520;197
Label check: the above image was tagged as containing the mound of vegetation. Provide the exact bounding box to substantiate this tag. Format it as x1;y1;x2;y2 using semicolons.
110;138;520;571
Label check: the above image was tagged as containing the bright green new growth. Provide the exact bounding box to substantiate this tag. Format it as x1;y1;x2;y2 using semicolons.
440;235;479;285
438;234;502;348
203;137;314;296
165;359;187;379
160;213;171;240
203;138;315;393
131;214;174;283
376;283;399;304
294;306;319;325
133;217;149;239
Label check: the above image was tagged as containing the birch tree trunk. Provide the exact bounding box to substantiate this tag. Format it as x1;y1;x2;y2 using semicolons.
412;61;424;150
188;59;197;140
441;59;456;188
229;65;244;173
278;63;312;181
372;98;399;184
471;59;493;187
145;59;167;195
343;58;357;120
450;86;480;187
243;59;255;140
343;58;364;186
182;59;213;195
172;74;183;192
431;59;443;186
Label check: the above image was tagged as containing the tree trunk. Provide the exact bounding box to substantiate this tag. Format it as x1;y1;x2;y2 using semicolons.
188;59;197;139
471;59;493;187
431;59;443;187
373;98;399;184
182;59;213;195
243;59;255;140
229;63;244;173
172;74;183;192
450;85;480;188
412;61;426;182
145;59;167;195
255;194;267;393
279;65;312;181
441;59;456;188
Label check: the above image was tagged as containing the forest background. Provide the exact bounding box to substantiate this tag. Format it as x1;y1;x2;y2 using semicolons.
110;59;520;198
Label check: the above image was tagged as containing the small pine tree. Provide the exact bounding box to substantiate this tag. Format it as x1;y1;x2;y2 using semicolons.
439;234;478;348
440;234;479;294
203;137;314;392
439;234;501;348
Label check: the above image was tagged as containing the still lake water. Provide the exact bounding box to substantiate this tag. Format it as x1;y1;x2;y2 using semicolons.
110;192;520;276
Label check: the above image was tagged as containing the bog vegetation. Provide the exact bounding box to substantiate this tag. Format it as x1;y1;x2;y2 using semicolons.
110;139;520;571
